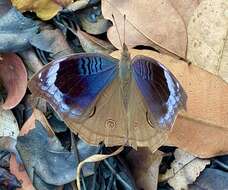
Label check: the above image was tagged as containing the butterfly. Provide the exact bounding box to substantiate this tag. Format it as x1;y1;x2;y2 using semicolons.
28;42;187;149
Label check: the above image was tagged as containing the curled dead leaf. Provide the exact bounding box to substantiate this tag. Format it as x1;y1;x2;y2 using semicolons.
0;53;27;110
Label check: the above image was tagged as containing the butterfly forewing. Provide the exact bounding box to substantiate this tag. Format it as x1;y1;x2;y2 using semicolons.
131;55;187;129
29;53;118;122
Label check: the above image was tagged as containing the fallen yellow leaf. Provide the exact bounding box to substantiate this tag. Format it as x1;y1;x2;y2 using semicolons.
12;0;62;20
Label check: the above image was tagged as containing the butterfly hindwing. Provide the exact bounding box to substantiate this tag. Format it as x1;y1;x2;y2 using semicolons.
68;77;129;147
29;53;118;121
131;55;187;129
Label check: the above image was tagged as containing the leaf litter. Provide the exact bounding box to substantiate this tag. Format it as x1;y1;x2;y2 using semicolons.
0;0;228;189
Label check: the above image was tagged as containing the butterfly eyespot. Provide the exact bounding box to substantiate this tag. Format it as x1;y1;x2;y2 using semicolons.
146;111;154;128
89;107;96;118
105;119;117;129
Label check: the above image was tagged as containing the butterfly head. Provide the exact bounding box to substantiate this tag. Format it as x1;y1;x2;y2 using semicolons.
121;43;130;61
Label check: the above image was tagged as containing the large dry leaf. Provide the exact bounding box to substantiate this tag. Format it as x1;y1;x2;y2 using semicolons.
0;106;19;139
0;53;27;110
126;149;163;190
12;0;62;20
102;0;187;58
111;49;228;158
159;149;210;190
187;0;228;83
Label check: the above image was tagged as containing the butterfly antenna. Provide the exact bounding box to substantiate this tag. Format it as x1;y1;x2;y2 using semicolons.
124;14;126;46
112;14;123;48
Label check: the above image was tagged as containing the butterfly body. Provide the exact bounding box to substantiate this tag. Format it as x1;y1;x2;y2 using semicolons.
119;44;132;110
29;48;187;149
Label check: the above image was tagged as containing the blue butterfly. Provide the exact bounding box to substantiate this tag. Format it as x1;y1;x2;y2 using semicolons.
29;43;187;149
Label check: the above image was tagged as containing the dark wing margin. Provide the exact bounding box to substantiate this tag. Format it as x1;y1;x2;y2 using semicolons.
28;53;118;121
132;55;187;129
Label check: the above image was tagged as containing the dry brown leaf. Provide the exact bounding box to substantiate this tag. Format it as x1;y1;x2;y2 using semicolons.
10;109;55;190
111;49;228;158
71;27;116;54
126;149;163;190
102;0;187;58
159;149;210;190
12;0;62;20
0;53;27;110
187;0;228;83
0;106;19;139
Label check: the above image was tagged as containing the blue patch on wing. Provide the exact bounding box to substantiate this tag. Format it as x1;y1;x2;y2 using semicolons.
132;55;187;129
30;53;118;119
